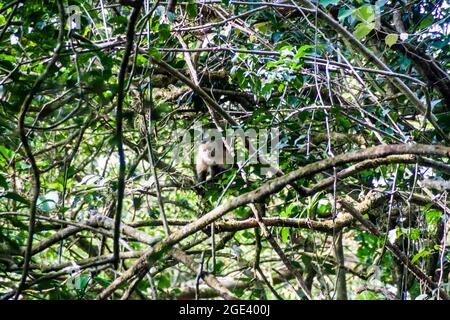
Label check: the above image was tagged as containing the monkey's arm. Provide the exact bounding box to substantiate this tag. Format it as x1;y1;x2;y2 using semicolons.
196;159;208;182
210;165;227;178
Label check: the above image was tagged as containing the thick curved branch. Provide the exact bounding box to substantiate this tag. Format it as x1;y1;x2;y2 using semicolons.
97;143;450;299
14;0;65;299
114;1;143;269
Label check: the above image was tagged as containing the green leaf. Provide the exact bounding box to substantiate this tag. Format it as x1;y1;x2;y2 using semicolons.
74;274;89;291
254;21;271;33
48;182;64;192
411;248;433;264
353;5;375;23
436;112;450;133
293;45;315;59
158;24;171;42
148;47;161;60
317;198;331;216
186;2;198;19
418;15;434;30
281;227;290;243
408;228;420;241
353;22;375;40
385;33;398;47
279;46;294;58
338;8;353;21
281;202;296;217
0;174;8;190
1;191;30;206
356;292;380;300
0;145;13;158
167;11;177;22
156;275;171;289
94;276;111;288
425;210;442;225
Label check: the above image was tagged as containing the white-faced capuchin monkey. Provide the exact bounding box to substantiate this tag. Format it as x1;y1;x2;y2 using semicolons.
196;138;232;183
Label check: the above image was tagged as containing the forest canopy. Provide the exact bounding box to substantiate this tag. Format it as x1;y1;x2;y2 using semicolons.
0;0;449;300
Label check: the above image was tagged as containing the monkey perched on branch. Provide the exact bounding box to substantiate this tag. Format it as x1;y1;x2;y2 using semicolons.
196;138;233;183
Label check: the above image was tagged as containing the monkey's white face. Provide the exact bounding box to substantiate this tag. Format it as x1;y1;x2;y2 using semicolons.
196;140;232;182
199;141;225;165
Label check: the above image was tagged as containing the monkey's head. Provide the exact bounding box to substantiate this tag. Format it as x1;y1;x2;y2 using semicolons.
199;140;221;164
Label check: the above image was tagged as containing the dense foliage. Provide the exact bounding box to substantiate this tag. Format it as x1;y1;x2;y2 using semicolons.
0;0;449;300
